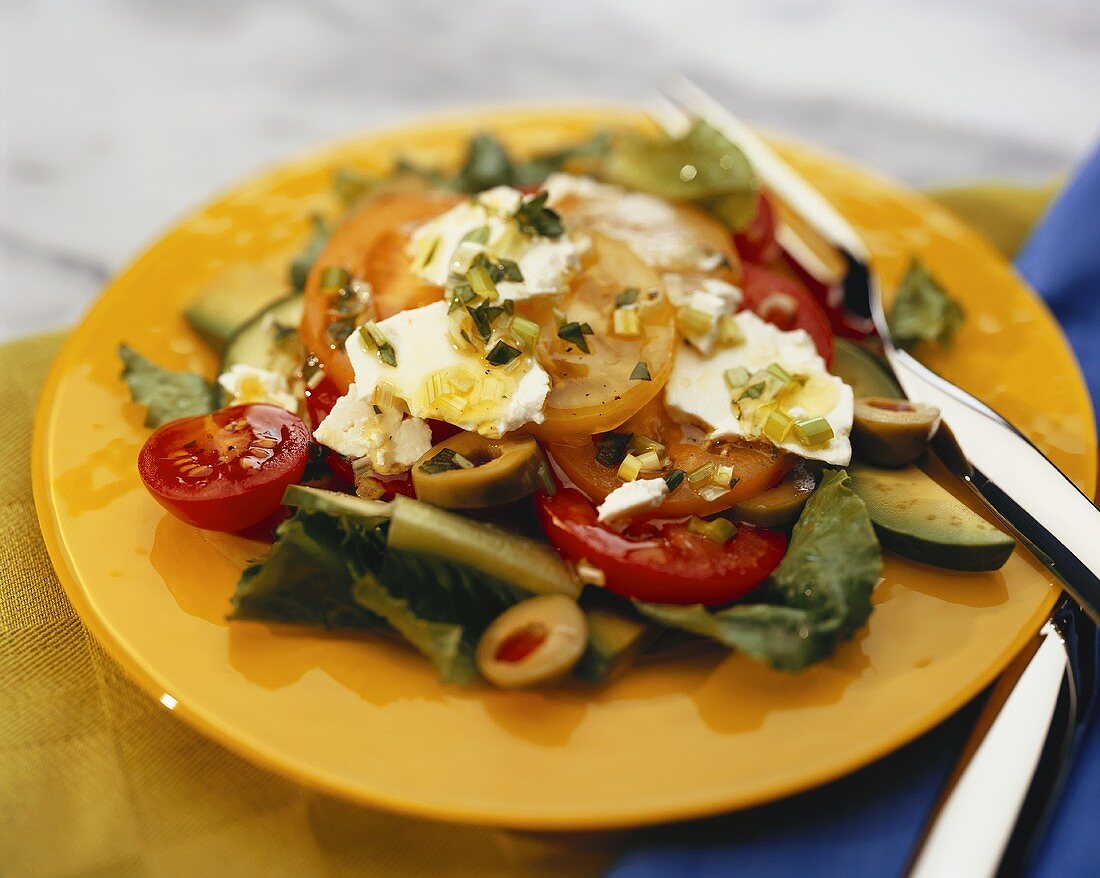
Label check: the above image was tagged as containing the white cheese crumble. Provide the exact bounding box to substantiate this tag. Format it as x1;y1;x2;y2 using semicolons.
407;186;581;300
217;364;298;412
596;478;670;523
674;279;744;356
312;384;432;474
545;174;728;272
664;310;854;465
345;300;550;437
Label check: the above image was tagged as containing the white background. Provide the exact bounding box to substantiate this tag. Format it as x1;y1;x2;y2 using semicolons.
2;0;1098;339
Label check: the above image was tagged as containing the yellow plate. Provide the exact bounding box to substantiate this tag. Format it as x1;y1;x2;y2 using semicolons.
33;106;1096;830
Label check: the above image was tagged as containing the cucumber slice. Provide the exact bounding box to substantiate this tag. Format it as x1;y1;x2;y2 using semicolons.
221;293;305;375
184;264;287;351
831;339;903;400
387;495;581;598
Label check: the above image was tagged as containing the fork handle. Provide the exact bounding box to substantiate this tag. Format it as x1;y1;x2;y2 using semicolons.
888;349;1100;624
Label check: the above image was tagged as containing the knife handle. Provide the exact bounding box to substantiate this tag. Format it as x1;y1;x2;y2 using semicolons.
888;349;1100;625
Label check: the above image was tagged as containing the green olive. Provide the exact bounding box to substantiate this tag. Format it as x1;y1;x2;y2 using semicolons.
852;397;940;467
411;432;549;509
724;463;818;527
476;594;588;688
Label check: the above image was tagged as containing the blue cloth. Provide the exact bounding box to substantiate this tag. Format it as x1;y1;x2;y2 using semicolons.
609;145;1100;878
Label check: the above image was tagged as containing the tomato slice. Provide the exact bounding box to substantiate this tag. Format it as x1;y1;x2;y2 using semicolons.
137;404;310;532
301;191;463;392
546;397;789;517
740;262;833;365
733;192;781;265
535;488;787;605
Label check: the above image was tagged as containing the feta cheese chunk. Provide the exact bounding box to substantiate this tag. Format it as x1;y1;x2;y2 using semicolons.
596;478;670;523
665;310;854;465
217;364;298;412
545;174;728;272
346;300;550;437
670;278;744;355
313;384;432;474
407;186;581;300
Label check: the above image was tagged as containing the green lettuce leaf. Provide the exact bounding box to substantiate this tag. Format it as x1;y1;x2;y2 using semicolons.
600;120;756;223
635;469;881;671
229;509;385;631
887;259;965;349
118;344;217;428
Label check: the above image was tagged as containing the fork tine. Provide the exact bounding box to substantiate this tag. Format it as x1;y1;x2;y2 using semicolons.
663;76;870;262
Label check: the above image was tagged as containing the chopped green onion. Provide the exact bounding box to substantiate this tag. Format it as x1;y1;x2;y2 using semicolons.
629;360;652;381
493;224;524;258
595;432;633;468
320;265;350;291
372;380;395;410
793;416;835;447
485;340;522;367
514;191;564;238
629;435;666;457
687;461;716;485
327;317;356;346
740;382;765;400
511;315;541;349
488;258;524;284
613;308;642;337
724;366;751;393
618;453;642;482
687;516;738;545
468;302;505;340
663;469;686;492
763;408;795;444
467;263;498;301
676;304;714;336
411;236;440;271
558;321;591;353
616;287;639;308
766;362;795;387
713;464;736;488
716;314;744;346
431;393;467;421
450;241;484;275
359;322;397;367
635;449;662;471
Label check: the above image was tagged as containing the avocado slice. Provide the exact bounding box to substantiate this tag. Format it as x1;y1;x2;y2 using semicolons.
184;264;288;351
831;339;903;400
575;606;658;683
849;464;1015;571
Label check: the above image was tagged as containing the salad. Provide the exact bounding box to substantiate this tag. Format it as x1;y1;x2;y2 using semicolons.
120;119;1013;688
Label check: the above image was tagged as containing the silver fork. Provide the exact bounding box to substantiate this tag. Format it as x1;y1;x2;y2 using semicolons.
658;77;1100;877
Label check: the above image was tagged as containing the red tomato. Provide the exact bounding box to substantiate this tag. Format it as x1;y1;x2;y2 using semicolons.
535;488;787;606
734;192;781;265
780;252;875;340
138;404;310;532
741;262;834;365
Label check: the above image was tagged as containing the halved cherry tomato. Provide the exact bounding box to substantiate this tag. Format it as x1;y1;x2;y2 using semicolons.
741;262;833;365
535;488;787;605
734;191;781;265
301;191;463;392
546;397;789;517
138;404;310;532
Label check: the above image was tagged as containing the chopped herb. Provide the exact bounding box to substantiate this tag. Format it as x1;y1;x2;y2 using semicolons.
616;287;639;308
664;469;687;492
558;321;591;353
629;360;652;381
373;404;382;415
118;344;217;428
595;432;633;468
461;225;491;245
485;340;522;367
887;259;965;349
501;298;515;315
488;257;524;284
468;301;505;341
358;322;397;367
419;447;476;474
319;265;351;291
514;191;564;239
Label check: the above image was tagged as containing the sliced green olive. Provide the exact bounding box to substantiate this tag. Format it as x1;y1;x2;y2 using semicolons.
852;397;941;467
411;432;550;509
477;594;588;688
724;463;818;528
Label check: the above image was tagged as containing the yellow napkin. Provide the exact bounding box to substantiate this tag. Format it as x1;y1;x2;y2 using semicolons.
0;183;1057;877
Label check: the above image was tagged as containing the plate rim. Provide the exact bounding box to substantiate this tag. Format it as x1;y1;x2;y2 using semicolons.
31;102;1096;830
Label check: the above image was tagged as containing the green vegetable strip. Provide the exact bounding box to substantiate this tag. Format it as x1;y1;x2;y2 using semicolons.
118;344;217;428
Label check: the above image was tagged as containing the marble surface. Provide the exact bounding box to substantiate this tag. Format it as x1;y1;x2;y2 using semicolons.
2;0;1098;340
